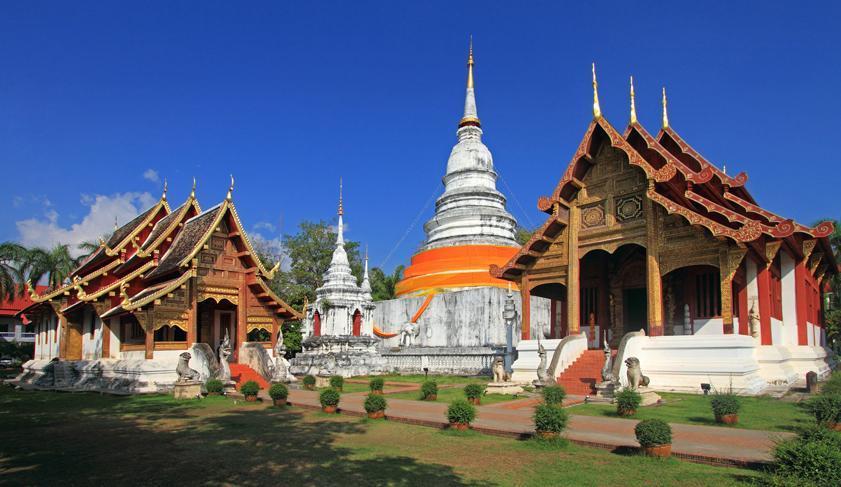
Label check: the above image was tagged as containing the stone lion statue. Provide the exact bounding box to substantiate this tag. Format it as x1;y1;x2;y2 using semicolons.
625;357;649;390
217;330;232;382
176;352;201;383
399;322;419;347
492;356;510;383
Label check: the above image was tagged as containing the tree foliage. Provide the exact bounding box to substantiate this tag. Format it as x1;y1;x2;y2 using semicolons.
369;265;404;301
818;218;841;351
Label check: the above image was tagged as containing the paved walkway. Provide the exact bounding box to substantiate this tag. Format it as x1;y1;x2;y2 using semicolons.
274;388;789;468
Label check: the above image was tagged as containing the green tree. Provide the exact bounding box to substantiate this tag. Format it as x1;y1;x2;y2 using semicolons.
369;265;404;301
28;244;79;289
817;218;841;350
76;239;103;260
515;225;533;246
0;242;28;301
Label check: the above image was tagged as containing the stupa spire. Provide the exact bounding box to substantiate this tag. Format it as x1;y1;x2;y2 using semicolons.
662;87;670;128
459;36;480;128
592;63;601;119
629;76;637;124
336;178;344;245
226;175;235;201
361;245;372;297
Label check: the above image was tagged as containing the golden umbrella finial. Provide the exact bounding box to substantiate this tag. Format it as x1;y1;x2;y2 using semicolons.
338;177;343;216
190;177;197;199
162;178;168;201
630;76;637;125
226;174;235;201
592;63;601;119
467;35;474;89
662;86;670;128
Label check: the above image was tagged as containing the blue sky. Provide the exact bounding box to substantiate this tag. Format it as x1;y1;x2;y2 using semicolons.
2;2;840;272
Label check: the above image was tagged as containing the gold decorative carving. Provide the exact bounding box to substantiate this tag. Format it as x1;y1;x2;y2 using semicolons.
765;241;782;267
802;239;817;263
197;286;239;305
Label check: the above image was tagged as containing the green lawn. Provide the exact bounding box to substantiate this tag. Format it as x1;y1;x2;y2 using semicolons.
317;382;372;394
568;392;812;432
385;386;522;405
352;374;491;385
0;387;760;486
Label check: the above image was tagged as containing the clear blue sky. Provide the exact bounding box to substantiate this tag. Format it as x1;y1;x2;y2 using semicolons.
2;1;839;271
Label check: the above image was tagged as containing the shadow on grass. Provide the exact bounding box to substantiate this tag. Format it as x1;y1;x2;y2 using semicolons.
0;388;483;486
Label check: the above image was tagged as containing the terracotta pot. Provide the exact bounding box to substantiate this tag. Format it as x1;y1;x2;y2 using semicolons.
367;410;385;419
273;399;287;407
449;422;470;431
468;397;481;406
245;394;258;402
424;394;437;401
536;430;560;440
642;444;672;458
371;389;384;395
322;405;338;414
716;413;739;425
618;409;636;417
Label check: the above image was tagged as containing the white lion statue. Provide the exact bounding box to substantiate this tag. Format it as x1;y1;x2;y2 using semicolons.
625;357;650;390
492;356;510;383
176;352;201;383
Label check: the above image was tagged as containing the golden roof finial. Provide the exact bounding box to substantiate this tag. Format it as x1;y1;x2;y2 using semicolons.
722;163;727;175
338;177;343;216
629;76;637;125
114;216;118;232
467;35;474;89
662;86;670;128
592;63;601;119
226;174;234;201
162;178;168;201
190;177;197;199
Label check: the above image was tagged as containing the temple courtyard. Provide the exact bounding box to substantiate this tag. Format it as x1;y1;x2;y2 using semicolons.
0;386;767;486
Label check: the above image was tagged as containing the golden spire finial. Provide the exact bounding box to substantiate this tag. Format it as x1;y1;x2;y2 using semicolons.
467;35;474;89
592;63;601;119
226;174;234;201
190;177;197;199
629;76;637;125
114;216;118;232
338;177;343;216
162;178;168;201
662;86;669;128
722;163;727;175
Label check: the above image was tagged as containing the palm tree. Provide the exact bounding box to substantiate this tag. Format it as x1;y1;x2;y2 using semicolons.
370;265;405;301
28;244;79;290
0;242;28;301
77;239;102;259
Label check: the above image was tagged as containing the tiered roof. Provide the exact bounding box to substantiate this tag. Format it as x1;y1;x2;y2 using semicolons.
493;73;836;280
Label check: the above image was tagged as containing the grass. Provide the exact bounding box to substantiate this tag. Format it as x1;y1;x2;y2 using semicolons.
568;392;812;432
0;387;760;486
386;386;521;405
317;382;372;394
352;374;491;385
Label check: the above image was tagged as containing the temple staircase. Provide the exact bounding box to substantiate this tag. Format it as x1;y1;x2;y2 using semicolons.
52;361;79;389
555;350;613;396
230;363;269;391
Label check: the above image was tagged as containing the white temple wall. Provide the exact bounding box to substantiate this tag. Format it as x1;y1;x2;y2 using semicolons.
780;252;797;340
108;317;120;359
807;322;816;347
81;310;103;360
692;318;724;335
770;318;784;346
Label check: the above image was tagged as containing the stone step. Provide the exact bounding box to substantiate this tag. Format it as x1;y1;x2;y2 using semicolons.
230;363;269;391
555;350;607;396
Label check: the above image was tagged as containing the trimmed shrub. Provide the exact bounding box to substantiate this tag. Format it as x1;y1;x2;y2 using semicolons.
446;399;476;425
302;375;316;388
615;389;641;415
319;388;340;408
240;380;261;396
711;392;741;417
464;384;485;400
205;379;224;394
369;377;385;392
364;393;388;413
269;383;288;401
806;394;841;426
542;385;567;406
634;419;672;447
820;371;841;396
329;375;344;390
421;380;438;399
534;404;568;434
770;427;841;487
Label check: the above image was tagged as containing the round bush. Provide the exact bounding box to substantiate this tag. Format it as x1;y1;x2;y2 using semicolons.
269;383;288;400
329;375;344;390
421;380;438;399
302;375;316;387
446;399;476;425
615;389;642;415
319;388;340;408
369;377;385;392
364;393;388;413
807;394;841;426
464;384;485;400
820;372;841;396
240;380;261;396
771;427;841;487
534;404;568;433
205;379;224;394
635;419;672;448
711;393;741;417
542;385;567;405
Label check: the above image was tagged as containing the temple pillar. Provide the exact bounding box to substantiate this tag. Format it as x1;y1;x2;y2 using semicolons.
644;195;663;336
187;280;198;345
756;262;773;345
271;317;281;357
144;317;154;360
520;274;531;340
57;312;68;359
236;284;248;360
566;203;580;336
720;249;734;335
101;315;111;358
737;276;749;335
795;260;808;345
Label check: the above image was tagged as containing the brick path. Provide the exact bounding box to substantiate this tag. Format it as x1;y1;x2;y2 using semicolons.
275;388;789;468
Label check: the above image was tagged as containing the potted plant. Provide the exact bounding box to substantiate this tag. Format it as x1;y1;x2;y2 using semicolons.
205;379;224;396
319;388;340;413
711;391;741;424
302;375;316;391
446;399;476;430
369;377;385;395
240;380;261;402
421;380;438;401
542;385;567;406
269;383;289;407
635;419;672;458
615;388;642;416
330;375;344;392
806;394;841;430
464;384;485;405
364;393;388;419
533;403;568;440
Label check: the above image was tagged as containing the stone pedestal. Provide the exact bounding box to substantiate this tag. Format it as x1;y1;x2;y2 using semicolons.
485;382;524;395
289;336;386;378
173;381;203;400
594;381;617;400
638;387;662;406
315;375;332;388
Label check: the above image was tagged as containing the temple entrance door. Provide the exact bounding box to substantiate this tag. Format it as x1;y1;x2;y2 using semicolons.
530;283;567;339
64;321;84;360
623;288;648;335
352;310;362;336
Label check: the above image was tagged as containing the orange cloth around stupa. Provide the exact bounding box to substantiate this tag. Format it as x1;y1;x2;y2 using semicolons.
395;245;519;296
